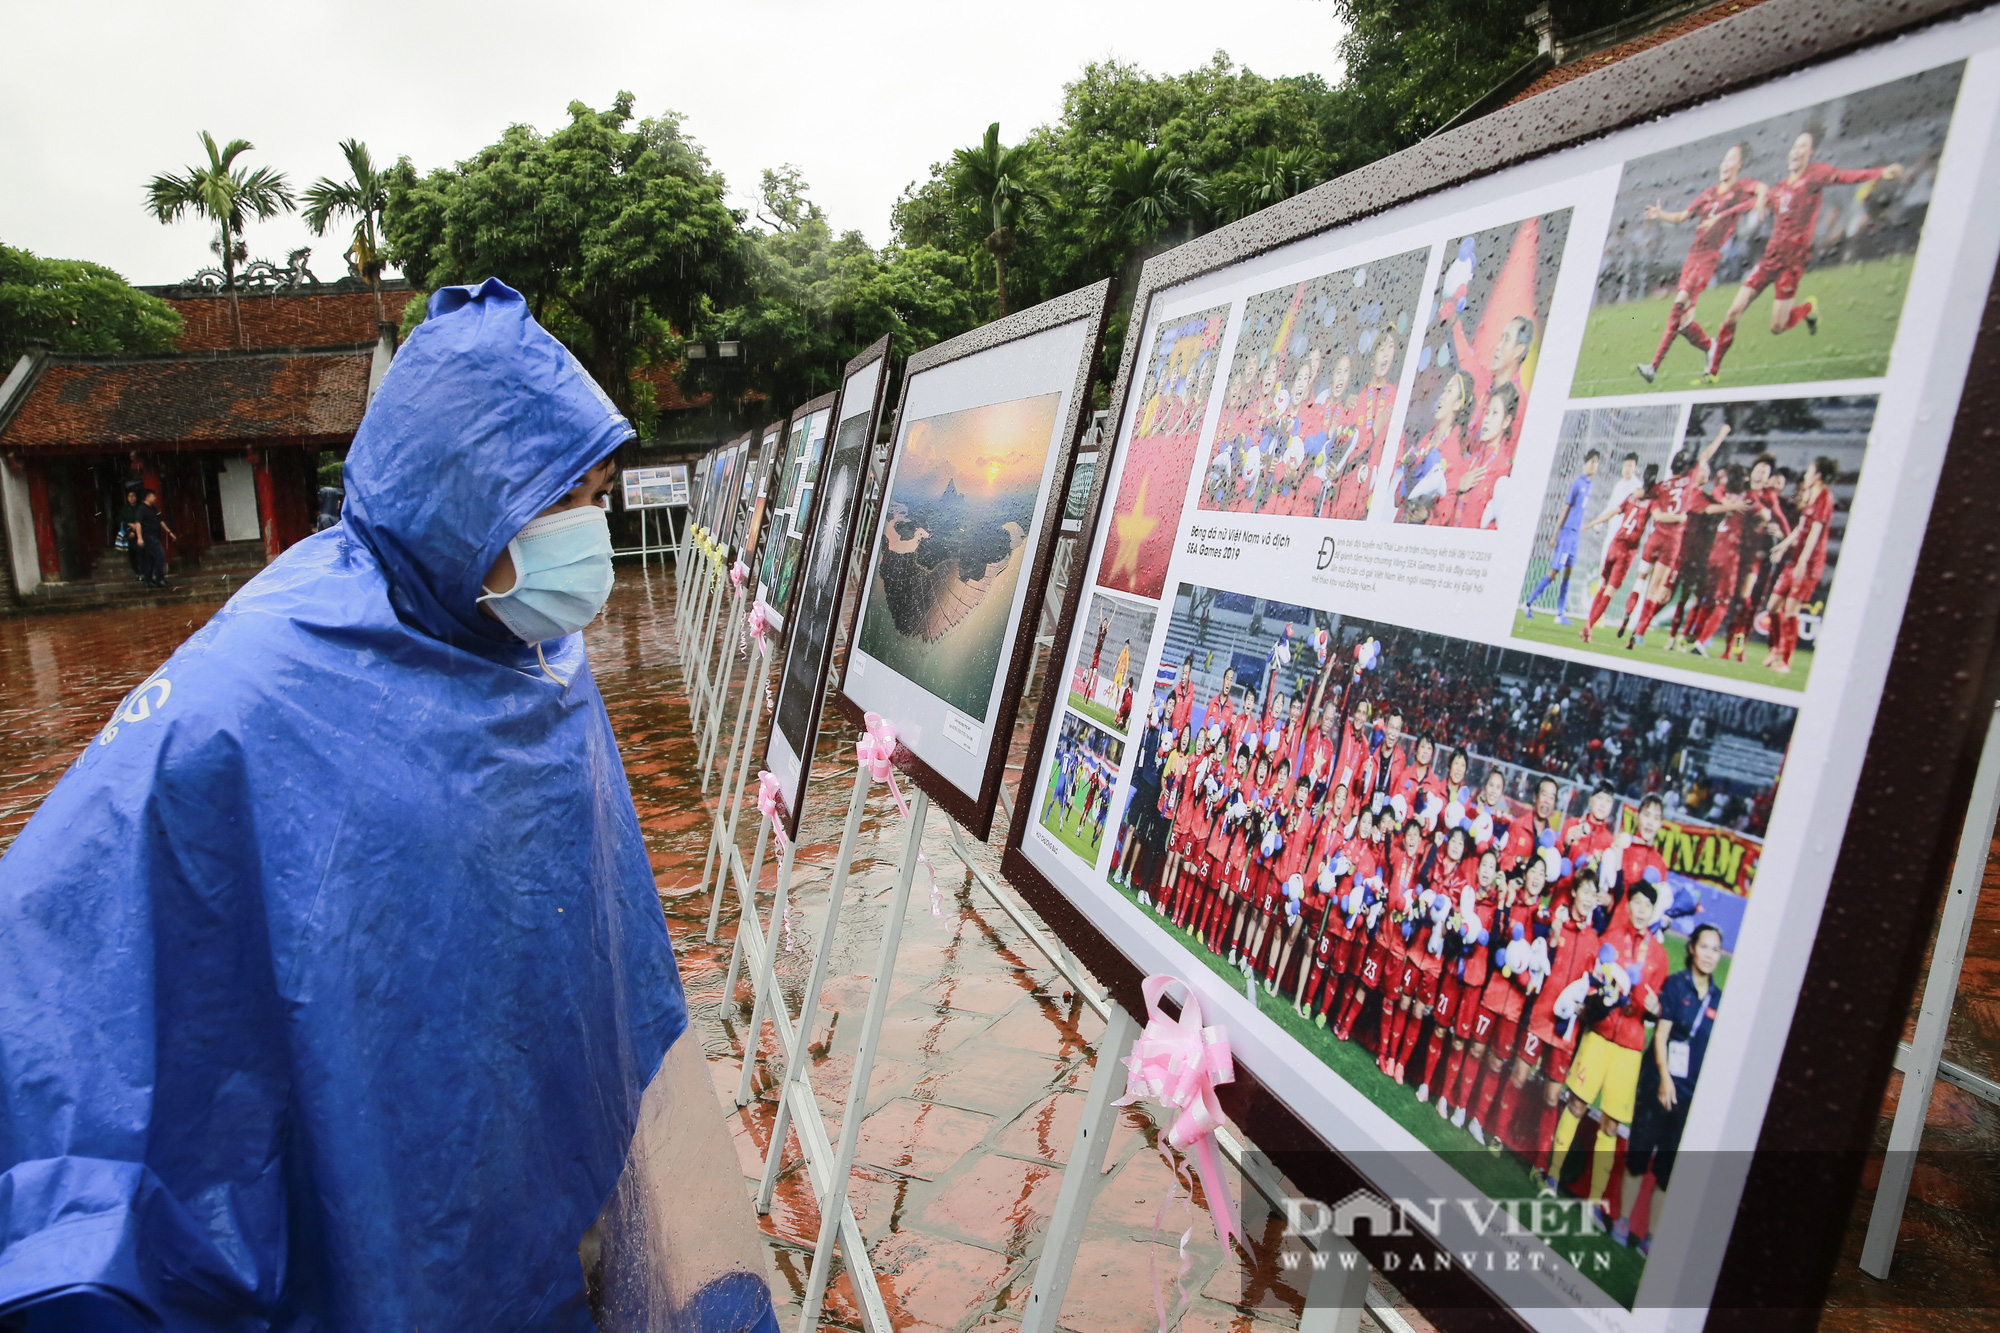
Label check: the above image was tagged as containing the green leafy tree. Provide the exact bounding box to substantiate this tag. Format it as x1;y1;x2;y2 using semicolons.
0;245;181;364
383;93;744;427
145;131;295;347
950;123;1046;316
1089;140;1206;244
1217;146;1321;221
697;168;978;413
1320;0;1664;172
303;139;392;322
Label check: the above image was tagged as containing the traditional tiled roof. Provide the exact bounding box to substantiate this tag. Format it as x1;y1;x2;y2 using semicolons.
0;347;373;450
1507;0;1771;105
158;286;417;352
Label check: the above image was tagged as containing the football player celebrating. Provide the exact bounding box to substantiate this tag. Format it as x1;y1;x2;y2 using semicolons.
1763;454;1838;673
1635;143;1762;384
1546;882;1670;1234
1704;127;1904;381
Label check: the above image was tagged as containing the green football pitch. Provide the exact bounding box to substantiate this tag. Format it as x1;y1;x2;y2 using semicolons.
1102;871;1650;1307
1066;690;1126;733
1036;774;1111;864
1571;254;1914;397
1511;609;1813;690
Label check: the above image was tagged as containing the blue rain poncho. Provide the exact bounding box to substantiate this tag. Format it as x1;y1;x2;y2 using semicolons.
0;281;773;1332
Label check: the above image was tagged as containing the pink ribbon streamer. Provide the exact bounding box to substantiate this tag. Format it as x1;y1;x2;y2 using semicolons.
746;600;770;652
756;770;789;854
854;713;942;917
1116;974;1244;1244
730;559;748;591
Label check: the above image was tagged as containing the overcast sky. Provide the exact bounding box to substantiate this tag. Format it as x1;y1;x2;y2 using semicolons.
2;0;1345;287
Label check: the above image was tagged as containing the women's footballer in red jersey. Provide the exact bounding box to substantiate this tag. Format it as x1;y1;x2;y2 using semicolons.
1337;823;1423;1042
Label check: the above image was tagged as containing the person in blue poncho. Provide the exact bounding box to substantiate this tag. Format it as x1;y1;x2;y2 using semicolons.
0;280;777;1333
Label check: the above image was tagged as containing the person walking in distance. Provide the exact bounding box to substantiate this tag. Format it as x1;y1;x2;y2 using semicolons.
134;488;175;588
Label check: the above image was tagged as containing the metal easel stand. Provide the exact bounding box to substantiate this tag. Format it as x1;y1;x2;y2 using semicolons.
933;822;1411;1333
1860;698;2000;1278
733;763;894;1333
700;589;749;782
780;786;929;1333
688;547;730;737
676;536;710;712
701;634;776;944
673;522;702;655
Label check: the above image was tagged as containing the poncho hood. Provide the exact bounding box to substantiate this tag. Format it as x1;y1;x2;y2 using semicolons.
0;280;686;1331
346;279;635;647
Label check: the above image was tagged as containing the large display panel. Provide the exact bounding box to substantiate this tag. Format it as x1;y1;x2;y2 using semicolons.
740;417;787;576
1003;4;2000;1327
620;464;687;510
757;391;837;631
761;339;891;843
836;281;1111;840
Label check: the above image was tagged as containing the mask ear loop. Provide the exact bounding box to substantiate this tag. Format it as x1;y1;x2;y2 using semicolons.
536;643;572;687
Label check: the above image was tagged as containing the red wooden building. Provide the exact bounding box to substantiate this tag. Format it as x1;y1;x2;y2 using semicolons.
0;280;412;607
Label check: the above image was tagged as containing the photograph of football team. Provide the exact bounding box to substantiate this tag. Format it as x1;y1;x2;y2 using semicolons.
1392;210;1573;529
1196;249;1429;522
1513;397;1873;688
1575;61;1962;395
1095;581;1793;1303
1067;592;1160;735
1038;711;1127;863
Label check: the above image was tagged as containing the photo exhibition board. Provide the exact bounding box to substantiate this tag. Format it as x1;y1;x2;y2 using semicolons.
729;432;765;554
703;439;742;543
740;417;788;577
619;465;687;510
757;391;837;632
762;339;891;842
837;281;1110;839
1003;8;2000;1330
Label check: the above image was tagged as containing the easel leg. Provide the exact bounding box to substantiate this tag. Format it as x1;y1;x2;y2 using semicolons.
759;763;874;1210
735;831;800;1107
701;591;746;783
1860;699;2000;1277
1297;1238;1370;1333
705;644;773;938
1020;1002;1141;1333
719;817;771;1012
797;790;929;1333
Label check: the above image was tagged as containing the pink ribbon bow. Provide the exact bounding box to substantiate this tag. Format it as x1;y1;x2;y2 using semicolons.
1119;975;1243;1238
854;713;942;916
746;600;770;651
756;770;788;853
730;559;748;591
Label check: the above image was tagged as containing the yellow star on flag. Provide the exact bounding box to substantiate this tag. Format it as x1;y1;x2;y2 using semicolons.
1106;474;1160;585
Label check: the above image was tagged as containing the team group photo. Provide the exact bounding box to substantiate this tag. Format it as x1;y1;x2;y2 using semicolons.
1074;582;1794;1305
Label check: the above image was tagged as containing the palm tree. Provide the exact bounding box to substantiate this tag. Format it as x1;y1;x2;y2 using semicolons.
303;139;391;323
1089;140;1207;244
1224;147;1321;222
1089;140;1207;307
951;123;1045;316
147;132;295;347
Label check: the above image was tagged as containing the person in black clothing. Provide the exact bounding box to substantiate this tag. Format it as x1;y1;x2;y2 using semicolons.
119;485;145;581
1613;921;1724;1254
134;489;175;588
316;485;345;532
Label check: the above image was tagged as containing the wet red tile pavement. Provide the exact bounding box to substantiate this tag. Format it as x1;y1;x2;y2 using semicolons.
4;564;1995;1332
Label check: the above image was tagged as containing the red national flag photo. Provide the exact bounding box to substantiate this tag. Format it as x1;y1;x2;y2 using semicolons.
1095;305;1227;600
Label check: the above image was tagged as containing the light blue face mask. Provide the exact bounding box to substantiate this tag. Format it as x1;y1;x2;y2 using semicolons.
479;503;615;648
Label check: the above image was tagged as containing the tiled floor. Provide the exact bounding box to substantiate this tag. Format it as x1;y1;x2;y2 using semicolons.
2;565;1994;1330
